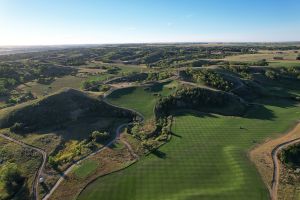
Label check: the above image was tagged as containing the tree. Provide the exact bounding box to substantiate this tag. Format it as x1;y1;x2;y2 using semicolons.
0;162;24;196
141;140;159;151
297;54;300;60
90;131;110;142
48;156;58;169
265;70;277;80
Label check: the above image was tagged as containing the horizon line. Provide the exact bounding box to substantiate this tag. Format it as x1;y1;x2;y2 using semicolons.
1;41;300;48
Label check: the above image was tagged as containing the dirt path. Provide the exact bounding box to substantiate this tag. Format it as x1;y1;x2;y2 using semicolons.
271;136;300;200
250;122;300;200
0;133;47;200
42;123;130;200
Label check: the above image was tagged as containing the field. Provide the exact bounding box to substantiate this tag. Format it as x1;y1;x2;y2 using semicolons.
224;50;300;63
106;81;178;120
18;75;86;97
78;98;300;200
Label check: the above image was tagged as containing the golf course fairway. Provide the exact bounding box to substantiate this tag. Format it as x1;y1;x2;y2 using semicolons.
78;98;300;200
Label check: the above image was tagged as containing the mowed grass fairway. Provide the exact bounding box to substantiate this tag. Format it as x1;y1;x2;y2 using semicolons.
78;99;300;200
106;81;178;120
73;160;99;179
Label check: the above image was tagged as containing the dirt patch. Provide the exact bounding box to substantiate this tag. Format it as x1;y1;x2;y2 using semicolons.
250;123;300;198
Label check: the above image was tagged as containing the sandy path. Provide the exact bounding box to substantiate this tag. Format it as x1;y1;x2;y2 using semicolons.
250;122;300;200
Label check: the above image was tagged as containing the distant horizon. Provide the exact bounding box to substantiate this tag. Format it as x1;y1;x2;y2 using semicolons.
1;41;300;48
1;0;300;46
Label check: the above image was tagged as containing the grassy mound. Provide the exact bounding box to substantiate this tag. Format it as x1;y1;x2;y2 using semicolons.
0;88;134;132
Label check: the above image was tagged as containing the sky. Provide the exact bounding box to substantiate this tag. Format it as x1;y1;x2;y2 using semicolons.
0;0;300;45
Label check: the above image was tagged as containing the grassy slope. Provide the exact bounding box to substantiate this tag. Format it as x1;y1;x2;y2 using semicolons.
106;81;178;120
78;98;300;200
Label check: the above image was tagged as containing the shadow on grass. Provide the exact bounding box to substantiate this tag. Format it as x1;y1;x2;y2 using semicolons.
170;131;182;138
151;149;167;159
107;87;137;99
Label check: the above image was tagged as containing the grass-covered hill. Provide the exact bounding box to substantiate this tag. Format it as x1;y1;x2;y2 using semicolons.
155;87;248;117
0;88;134;132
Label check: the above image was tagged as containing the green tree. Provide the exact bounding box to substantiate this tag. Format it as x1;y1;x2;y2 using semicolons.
0;162;24;197
90;131;110;142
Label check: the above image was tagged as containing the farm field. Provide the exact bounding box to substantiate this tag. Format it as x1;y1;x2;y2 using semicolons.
78;98;300;200
223;50;300;63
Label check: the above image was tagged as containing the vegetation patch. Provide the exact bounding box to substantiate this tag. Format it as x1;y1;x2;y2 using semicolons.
73;160;99;179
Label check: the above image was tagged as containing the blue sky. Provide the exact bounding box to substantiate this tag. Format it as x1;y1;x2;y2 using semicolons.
1;0;300;45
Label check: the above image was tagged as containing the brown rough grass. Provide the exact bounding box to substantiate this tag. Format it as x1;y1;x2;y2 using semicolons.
250;123;300;198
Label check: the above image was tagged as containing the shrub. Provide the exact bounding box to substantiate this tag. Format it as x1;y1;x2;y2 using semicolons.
0;162;24;197
10;123;25;133
265;70;277;80
90;131;110;143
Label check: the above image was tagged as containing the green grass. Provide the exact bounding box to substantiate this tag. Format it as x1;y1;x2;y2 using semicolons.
268;61;300;68
73;160;98;179
20;75;86;97
78;99;300;200
106;81;178;120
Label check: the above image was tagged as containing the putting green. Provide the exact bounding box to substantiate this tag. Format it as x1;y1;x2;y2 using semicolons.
78;99;300;200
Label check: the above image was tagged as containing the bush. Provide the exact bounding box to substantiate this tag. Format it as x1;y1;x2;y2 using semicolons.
90;131;110;143
0;162;24;197
265;70;277;80
141;140;159;151
10;122;25;133
48;156;58;169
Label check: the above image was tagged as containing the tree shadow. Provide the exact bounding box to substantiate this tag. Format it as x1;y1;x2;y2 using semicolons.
151;149;167;159
41;182;49;193
170;131;182;138
243;103;276;120
172;110;219;119
108;87;137;99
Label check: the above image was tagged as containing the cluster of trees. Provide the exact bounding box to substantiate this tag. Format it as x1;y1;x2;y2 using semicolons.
89;131;110;142
265;70;278;80
228;59;268;67
130;116;172;152
180;69;234;91
6;92;35;105
155;87;247;117
280;144;300;168
146;71;173;81
0;61;75;97
81;79;111;92
264;67;300;80
222;65;253;80
0;162;24;199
